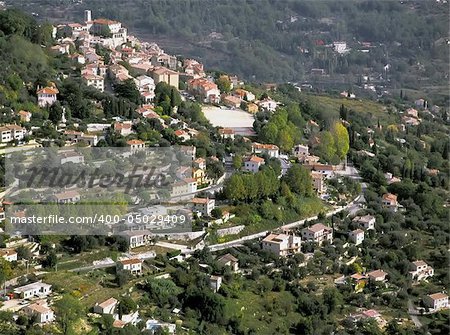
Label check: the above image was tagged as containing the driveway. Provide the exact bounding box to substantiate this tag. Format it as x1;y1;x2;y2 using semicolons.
0;299;25;312
278;157;291;175
408;299;425;329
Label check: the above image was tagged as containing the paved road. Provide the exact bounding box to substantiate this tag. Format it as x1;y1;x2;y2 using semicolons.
68;252;156;272
408;300;424;329
72;165;365;266
208;163;365;252
67;195;364;269
155;241;190;252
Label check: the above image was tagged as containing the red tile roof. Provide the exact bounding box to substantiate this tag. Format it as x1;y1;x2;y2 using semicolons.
93;18;119;25
367;269;387;279
219;128;235;135
428;293;448;300
126;139;145;145
98;297;118;309
37;87;59;95
119;258;142;265
192;197;210;204
252;142;279;150
306;223;331;233
54;190;80;200
247;155;265;163
114;122;132;130
382;193;397;202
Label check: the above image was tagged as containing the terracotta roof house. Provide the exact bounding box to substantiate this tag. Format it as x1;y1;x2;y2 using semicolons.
218;128;235;140
262;233;302;257
187;78;220;104
37;86;59;107
424;293;449;311
244;155;265;173
209;275;222;293
0;248;17;262
382;193;399;212
367;269;388;282
94;297;118;315
127;139;145;152
191;198;215;216
174;129;191;142
23;301;54;323
251;142;279;158
352;214;375;230
217;253;239;272
117;258;143;275
302;223;333;245
53;190;81;204
114;121;133;136
152;66;179;88
18;110;32;122
349;229;365;245
222;95;241;108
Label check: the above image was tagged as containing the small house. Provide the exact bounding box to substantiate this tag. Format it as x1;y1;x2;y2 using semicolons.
117;258;143;275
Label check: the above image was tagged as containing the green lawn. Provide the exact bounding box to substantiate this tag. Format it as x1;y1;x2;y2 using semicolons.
43;269;147;308
224;290;301;334
310;94;385;115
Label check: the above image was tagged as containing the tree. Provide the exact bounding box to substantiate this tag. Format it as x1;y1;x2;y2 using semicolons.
7;73;22;91
331;121;349;160
184;287;226;324
322;287;343;314
42;250;57;269
118;296;137;316
95;25;112;37
116;270;130;287
232;155;243;170
48;103;63;124
284;165;313;197
0;259;12;287
224;174;245;201
115;79;141;105
101;314;114;335
357;318;383;335
277;128;294;152
295;317;315;335
144;278;181;308
339;104;348;120
216;76;231;93
16;245;32;260
211;207;223;219
0;9;36;37
170;87;182;107
54;294;84;335
317;131;336;163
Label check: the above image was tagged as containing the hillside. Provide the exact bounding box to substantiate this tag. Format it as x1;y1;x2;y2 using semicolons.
8;0;449;101
0;7;448;335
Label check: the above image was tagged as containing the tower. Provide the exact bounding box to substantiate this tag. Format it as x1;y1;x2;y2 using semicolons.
84;10;92;23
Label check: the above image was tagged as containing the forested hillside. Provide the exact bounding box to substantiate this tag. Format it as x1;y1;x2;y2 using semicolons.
10;0;449;97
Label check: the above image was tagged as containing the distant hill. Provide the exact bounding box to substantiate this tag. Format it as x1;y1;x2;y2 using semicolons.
10;0;449;92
